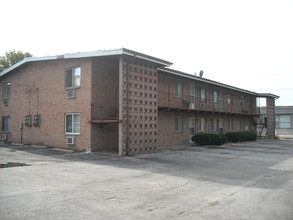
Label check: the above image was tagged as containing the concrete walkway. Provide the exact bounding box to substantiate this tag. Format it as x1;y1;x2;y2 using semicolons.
1;140;293;220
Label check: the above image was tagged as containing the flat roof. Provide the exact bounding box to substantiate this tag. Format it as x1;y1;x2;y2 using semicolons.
158;67;279;99
0;48;173;77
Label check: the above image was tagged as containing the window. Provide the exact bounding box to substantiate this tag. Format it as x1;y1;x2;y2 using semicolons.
240;119;244;130
213;91;218;103
174;82;183;98
227;95;232;105
200;88;205;101
240;96;245;107
175;116;183;133
189;85;196;107
197;117;205;132
211;118;218;131
2;82;11;99
65;113;80;134
228;119;233;131
2;116;10;132
65;67;81;89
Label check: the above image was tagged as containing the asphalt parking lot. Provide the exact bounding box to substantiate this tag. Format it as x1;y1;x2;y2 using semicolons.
1;140;293;220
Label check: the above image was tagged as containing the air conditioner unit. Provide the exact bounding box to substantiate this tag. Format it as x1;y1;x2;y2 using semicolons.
68;90;76;99
199;103;205;109
66;136;75;145
213;103;219;110
1;134;7;141
3;100;8;106
189;103;195;109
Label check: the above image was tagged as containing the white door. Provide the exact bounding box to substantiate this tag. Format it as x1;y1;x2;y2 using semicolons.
189;117;196;143
279;115;290;128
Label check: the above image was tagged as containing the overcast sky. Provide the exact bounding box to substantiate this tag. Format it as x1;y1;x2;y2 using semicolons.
1;0;292;106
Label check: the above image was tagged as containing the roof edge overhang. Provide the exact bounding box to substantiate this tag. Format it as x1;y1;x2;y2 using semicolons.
256;93;280;99
0;48;172;77
158;67;259;96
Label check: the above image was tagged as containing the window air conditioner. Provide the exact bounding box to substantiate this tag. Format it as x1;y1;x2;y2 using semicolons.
199;103;205;109
1;134;7;141
189;103;195;109
68;90;76;99
66;136;75;145
3;100;8;106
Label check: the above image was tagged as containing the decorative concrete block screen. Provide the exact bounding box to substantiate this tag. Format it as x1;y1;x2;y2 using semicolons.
120;58;158;155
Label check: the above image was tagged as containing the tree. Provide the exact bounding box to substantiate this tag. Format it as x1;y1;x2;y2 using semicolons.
0;50;32;72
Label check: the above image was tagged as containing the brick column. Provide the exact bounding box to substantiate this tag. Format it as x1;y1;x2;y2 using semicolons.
266;97;276;139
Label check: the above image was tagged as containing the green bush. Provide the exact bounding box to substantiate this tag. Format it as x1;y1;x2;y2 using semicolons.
192;133;227;146
225;132;257;143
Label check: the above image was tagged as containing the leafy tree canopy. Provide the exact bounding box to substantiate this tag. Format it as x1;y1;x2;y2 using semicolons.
0;50;32;72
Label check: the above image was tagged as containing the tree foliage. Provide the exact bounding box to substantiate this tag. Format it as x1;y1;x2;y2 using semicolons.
0;50;32;72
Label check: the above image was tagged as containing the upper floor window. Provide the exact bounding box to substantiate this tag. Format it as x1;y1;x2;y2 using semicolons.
200;88;205;101
174;82;183;98
65;113;80;134
65;67;81;89
213;91;218;103
2;116;10;132
227;95;232;105
240;96;245;107
174;116;183;133
2;82;11;99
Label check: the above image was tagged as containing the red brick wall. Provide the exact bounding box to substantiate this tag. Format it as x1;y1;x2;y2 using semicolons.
0;58;92;151
91;58;119;151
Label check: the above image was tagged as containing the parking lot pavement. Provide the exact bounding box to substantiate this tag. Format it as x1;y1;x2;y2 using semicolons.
1;140;293;220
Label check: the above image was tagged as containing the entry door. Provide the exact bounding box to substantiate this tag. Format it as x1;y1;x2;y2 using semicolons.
189;117;196;143
279;115;290;128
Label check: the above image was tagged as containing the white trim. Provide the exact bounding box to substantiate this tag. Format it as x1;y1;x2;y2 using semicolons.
65;113;80;135
0;48;172;77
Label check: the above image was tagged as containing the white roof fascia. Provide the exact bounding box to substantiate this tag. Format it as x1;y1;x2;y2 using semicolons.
158;67;258;96
122;50;171;66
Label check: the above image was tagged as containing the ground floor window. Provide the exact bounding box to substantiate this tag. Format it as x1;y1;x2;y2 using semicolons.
211;118;218;131
2;116;10;132
240;119;244;131
174;116;183;133
65;113;80;134
228;119;233;131
197;117;205;132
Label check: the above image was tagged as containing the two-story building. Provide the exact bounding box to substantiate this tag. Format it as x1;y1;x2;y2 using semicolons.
0;48;278;155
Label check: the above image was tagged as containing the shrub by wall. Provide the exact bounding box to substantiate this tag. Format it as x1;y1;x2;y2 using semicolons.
192;134;227;146
225;132;257;143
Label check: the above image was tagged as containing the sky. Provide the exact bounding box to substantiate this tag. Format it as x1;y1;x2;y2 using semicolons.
1;0;292;106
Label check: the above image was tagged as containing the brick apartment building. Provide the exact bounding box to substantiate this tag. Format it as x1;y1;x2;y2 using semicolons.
0;48;278;155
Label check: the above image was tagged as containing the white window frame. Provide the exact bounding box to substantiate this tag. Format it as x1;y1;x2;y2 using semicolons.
189;85;196;105
240;119;244;130
240;96;245;107
65;67;81;89
2;116;10;132
227;94;232;105
2;82;11;99
175;116;183;133
213;91;218;103
200;88;205;101
174;82;183;98
228;119;233;131
211;118;218;131
197;117;205;132
65;113;80;135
